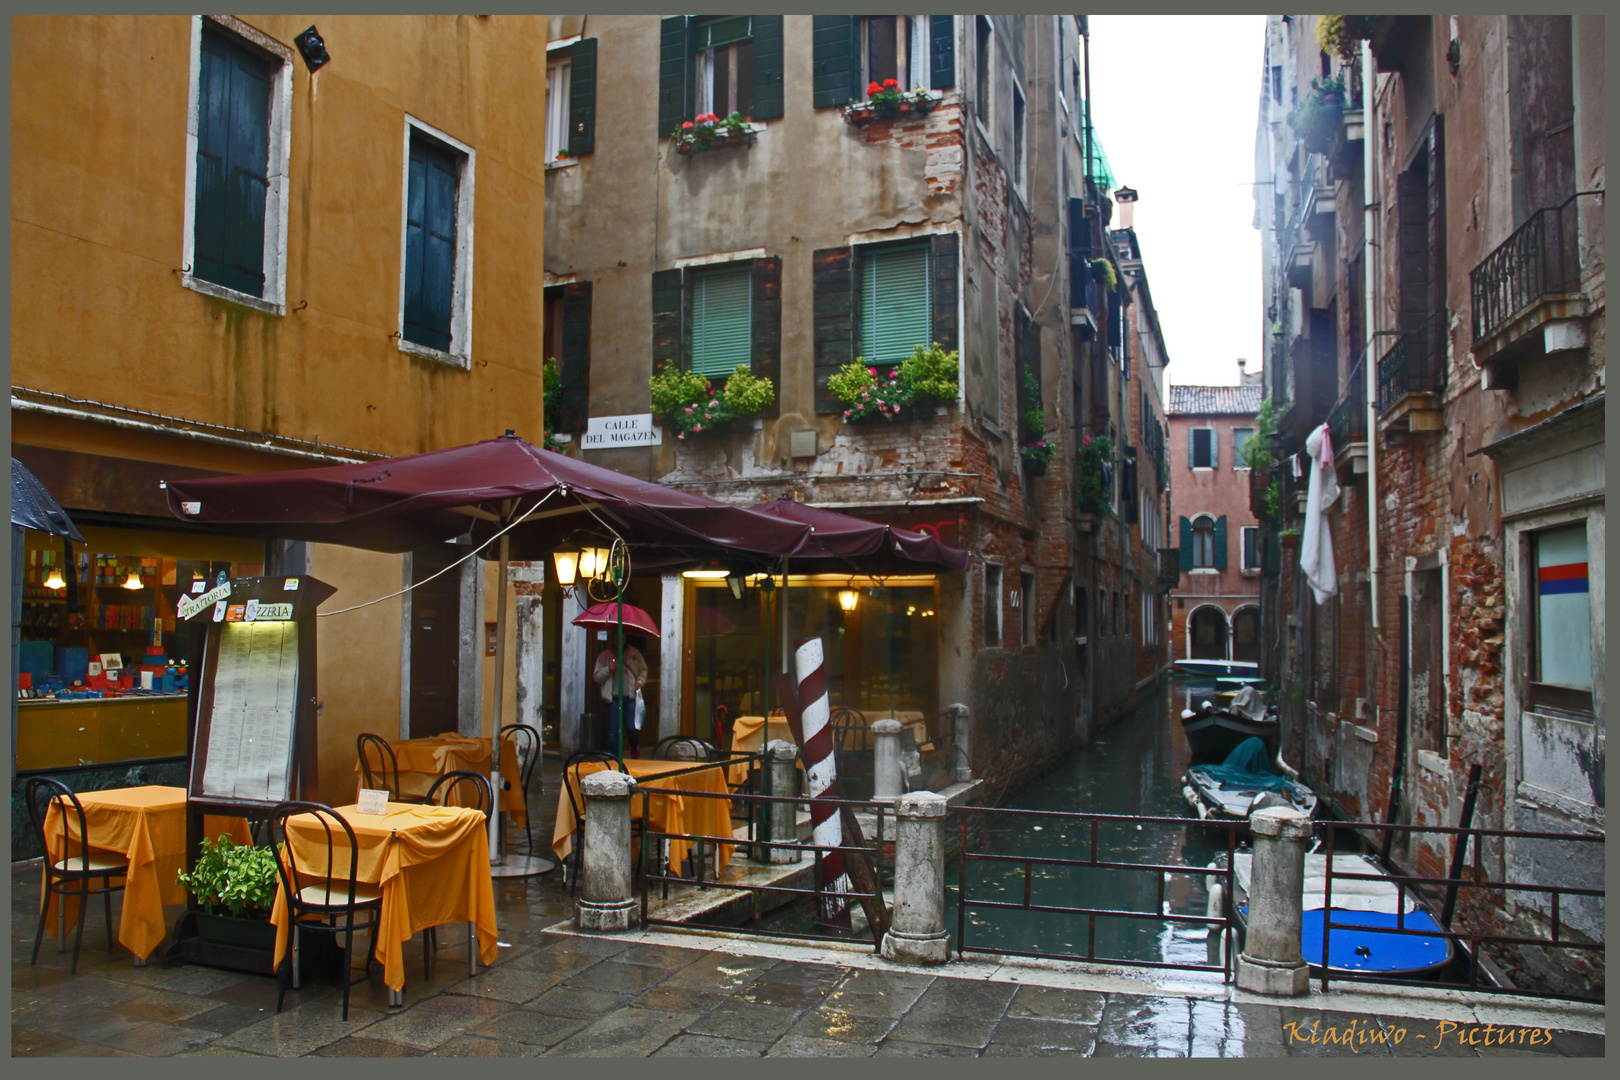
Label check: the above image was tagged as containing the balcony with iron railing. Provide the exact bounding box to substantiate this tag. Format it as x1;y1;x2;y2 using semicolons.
1377;315;1447;432
1156;548;1181;592
1327;373;1367;475
1470;191;1602;378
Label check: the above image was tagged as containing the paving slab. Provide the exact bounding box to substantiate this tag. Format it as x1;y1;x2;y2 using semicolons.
213;1002;388;1057
347;994;512;1052
685;999;802;1041
785;1007;899;1043
989;1015;1100;1053
542;1005;701;1057
1006;983;1106;1023
652;1033;771;1056
764;1033;878;1057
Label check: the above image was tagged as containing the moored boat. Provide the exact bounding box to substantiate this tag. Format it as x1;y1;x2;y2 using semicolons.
1172;659;1260;678
1179;686;1277;762
1181;736;1315;824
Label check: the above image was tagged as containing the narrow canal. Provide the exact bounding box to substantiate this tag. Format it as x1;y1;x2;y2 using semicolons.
945;675;1235;970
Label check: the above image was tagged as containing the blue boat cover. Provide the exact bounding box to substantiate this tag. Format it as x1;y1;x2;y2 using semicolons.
1301;908;1450;974
1190;737;1292;793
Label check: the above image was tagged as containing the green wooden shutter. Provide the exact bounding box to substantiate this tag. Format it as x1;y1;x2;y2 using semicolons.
812;246;854;413
558;281;592;432
403;137;458;352
567;37;596;156
930;15;956;90
1188;429;1197;469
1180;517;1193;571
195;31;271;298
658;16;692;137
752;15;784;121
861;245;932;366
751;257;781;418
931;232;959;353
692;268;752;379
651;268;684;375
812;15;859;108
1211;426;1220;469
1214;515;1228;570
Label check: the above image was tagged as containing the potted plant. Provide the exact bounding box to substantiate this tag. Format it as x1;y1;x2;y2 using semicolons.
176;834;280;949
674;112;754;154
1316;16;1378;62
1020;367;1053;475
649;363;775;440
830;343;959;423
1287;74;1347;155
845;80;934;125
1074;432;1116;525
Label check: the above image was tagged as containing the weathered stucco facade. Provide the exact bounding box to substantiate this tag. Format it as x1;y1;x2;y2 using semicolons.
12;15;551;805
542;15;1168;791
1256;14;1604;995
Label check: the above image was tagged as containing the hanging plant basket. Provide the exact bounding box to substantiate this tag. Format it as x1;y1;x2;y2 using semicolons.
1024;458;1048;477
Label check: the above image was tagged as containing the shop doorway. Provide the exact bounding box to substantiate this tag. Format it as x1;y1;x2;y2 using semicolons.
408;548;461;738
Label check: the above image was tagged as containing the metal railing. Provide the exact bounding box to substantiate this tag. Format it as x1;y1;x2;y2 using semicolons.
1156;548;1181;589
1318;820;1604;1003
1327;377;1366;451
637;784;889;950
953;806;1243;976
1470;191;1601;343
1376;315;1448;414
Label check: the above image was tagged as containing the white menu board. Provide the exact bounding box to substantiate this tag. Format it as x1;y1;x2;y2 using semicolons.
200;621;300;801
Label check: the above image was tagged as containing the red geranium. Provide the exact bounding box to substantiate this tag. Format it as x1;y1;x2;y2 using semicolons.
682;121;694;130
867;81;881;95
883;78;899;89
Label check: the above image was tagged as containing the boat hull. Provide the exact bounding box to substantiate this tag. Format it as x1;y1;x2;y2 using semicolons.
1173;660;1260;678
1180;710;1278;762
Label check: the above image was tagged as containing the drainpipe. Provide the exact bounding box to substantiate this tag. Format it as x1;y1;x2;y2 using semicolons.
1362;41;1381;634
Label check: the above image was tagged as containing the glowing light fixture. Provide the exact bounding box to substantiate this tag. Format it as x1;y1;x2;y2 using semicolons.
122;566;145;591
43;566;66;591
838;589;859;612
726;572;746;600
682;569;730;579
552;550;579;587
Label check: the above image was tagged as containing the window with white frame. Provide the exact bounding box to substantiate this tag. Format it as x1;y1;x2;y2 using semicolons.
399;118;475;364
545;54;571;164
184;16;292;313
1241;526;1261;570
1191;514;1217;568
695;16;755;119
1233;427;1255;468
984;563;1002;646
1529;522;1593;714
861;15;929;96
1189;426;1217;468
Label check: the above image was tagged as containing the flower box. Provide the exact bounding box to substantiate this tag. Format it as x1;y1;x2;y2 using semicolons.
843;81;936;127
1023;457;1047;477
673;112;757;155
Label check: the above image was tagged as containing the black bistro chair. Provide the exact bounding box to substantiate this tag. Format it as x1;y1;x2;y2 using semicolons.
652;735;717;762
830;706;872;801
25;777;129;974
268;802;383;1021
356;733;431;805
500;723;542;855
419;770;493;979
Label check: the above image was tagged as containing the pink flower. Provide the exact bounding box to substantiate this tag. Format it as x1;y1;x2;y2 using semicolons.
677;432;686;441
1084;435;1092;447
888;369;898;379
868;367;878;377
682;121;694;131
685;405;694;414
843;410;851;420
693;424;703;432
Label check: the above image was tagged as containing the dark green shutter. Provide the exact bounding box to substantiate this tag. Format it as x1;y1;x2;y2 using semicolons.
194;31;271;298
862;246;933;365
692;268;753;379
1180;518;1193;571
403;138;458;352
658;16;692;137
752;15;784;121
931;232;959;354
558;282;592;432
1068;197;1089;307
1188;429;1197;469
752;257;782;418
1214;515;1228;570
1211;427;1220;468
812;15;859;108
930;15;955;90
567;38;596;156
812;246;854;413
651;268;684;375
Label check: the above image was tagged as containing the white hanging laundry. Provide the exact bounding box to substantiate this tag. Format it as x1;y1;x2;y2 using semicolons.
1299;423;1340;604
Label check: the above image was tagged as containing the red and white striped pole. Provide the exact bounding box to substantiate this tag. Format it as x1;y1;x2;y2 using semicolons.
794;636;850;929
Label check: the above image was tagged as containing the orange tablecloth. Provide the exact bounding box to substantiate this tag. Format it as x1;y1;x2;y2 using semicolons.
352;734;527;827
727;715;796;785
270;802;497;994
552;760;735;876
40;786;252;960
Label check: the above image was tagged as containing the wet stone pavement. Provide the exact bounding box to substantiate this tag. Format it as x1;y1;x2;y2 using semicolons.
11;853;1603;1058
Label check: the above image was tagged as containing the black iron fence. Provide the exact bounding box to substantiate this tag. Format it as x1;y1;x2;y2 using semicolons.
1317;820;1604;1003
1376;315;1448;413
1470;191;1601;343
1327;376;1366;451
637;784;890;950
952;806;1243;976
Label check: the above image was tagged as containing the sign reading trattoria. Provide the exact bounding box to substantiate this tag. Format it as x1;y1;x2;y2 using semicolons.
582;413;663;449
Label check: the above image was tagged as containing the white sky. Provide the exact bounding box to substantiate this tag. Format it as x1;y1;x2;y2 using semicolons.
1088;15;1267;389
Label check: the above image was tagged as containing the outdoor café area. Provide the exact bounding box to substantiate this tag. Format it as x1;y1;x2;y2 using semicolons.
14;436;973;1031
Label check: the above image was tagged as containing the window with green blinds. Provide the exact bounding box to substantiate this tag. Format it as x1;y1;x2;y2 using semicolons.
692;267;752;378
861;245;932;365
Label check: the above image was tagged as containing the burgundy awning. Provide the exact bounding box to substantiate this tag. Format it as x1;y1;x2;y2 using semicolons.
164;435;812;565
751;497;971;573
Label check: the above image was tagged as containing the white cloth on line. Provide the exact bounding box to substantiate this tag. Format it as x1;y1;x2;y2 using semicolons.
1299;423;1340;604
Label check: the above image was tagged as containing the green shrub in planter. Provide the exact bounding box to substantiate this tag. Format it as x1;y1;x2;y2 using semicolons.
177;834;279;919
1287;75;1347;155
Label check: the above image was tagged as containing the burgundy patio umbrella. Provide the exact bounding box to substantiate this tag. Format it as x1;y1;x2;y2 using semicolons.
751;496;971;573
164;434;813;867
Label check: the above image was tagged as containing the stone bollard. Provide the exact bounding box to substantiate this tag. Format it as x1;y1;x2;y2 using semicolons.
1235;805;1313;995
575;770;638;932
881;791;950;964
871;718;904;801
760;739;802;864
942;703;972;781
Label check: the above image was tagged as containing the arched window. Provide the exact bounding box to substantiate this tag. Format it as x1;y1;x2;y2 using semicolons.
1191;515;1216;568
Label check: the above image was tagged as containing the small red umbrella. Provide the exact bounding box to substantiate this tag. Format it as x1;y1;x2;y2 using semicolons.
695;605;736;637
572;600;660;638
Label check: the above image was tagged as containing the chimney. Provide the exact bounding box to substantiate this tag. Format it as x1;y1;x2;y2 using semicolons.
1113;186;1138;230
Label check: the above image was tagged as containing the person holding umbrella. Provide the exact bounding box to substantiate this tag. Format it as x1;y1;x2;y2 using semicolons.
593;637;648;755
